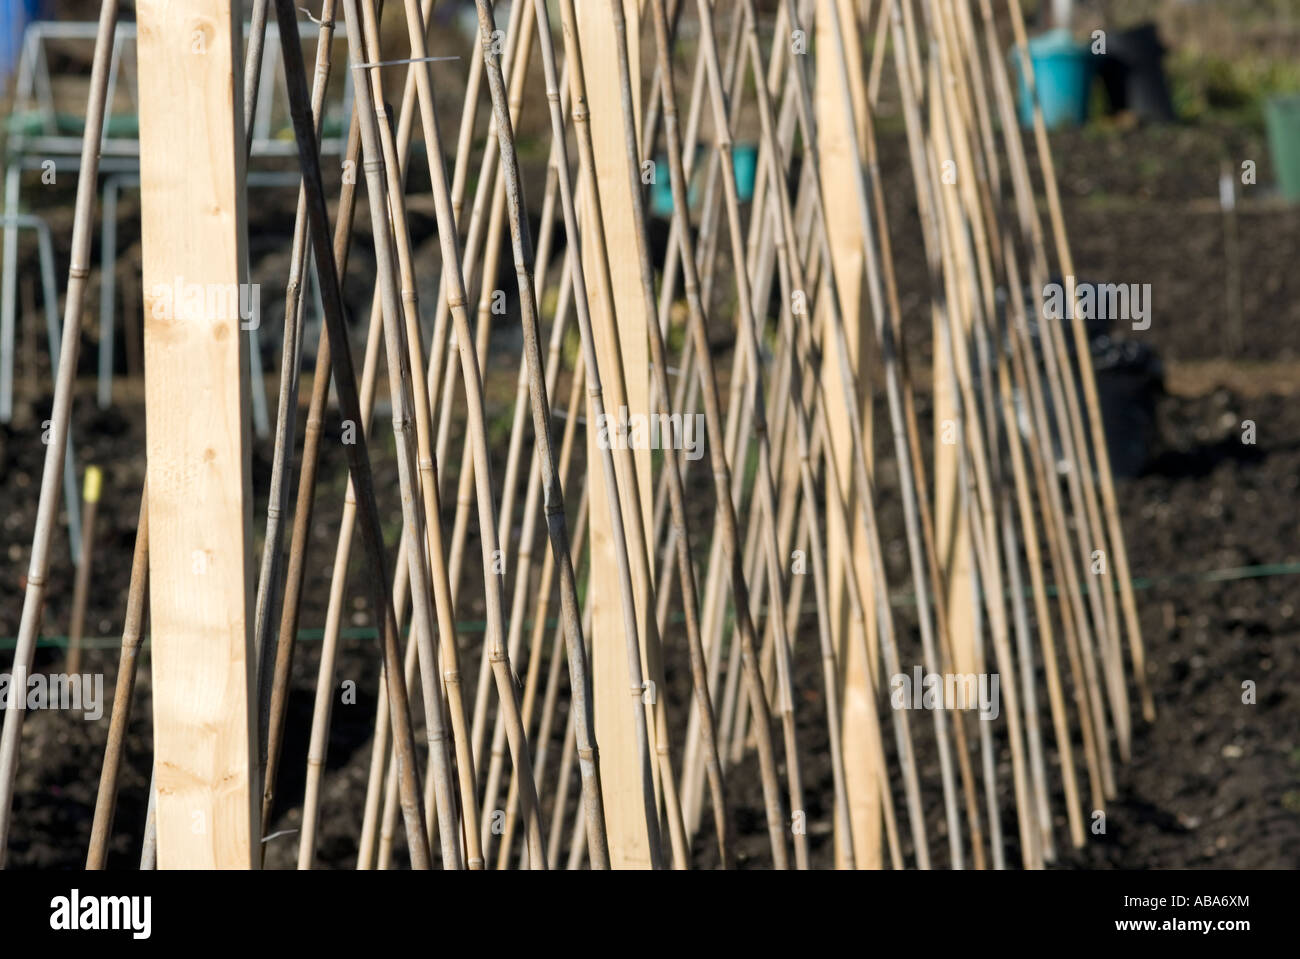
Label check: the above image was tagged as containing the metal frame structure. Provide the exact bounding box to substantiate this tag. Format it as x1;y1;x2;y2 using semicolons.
1;18;353;428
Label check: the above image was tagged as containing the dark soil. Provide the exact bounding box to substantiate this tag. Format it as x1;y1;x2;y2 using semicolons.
2;112;1299;869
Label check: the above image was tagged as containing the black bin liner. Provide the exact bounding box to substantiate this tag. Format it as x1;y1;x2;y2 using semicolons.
1098;22;1177;123
999;280;1163;480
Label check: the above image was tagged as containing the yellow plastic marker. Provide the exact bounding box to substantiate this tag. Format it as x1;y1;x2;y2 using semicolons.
83;465;102;505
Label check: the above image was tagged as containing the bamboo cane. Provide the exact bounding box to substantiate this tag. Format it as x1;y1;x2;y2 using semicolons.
638;0;745;869
970;0;1116;799
297;281;392;868
357;573;419;869
467;0;619;870
848;0;989;867
370;551;426;870
272;0;432;865
251;0;342;781
550;584;598;871
588;0;790;868
656;0;756;832
243;0;272;149
496;352;589;867
972;0;1106;819
1007;0;1152;732
786;3;922;869
0;0;119;863
677;0;822;868
1005;232;1108;818
259;0;361;842
931;0;1069;858
998;232;1086;849
733;0;941;866
350;0;472;869
85;483;148;869
318;0;533;869
267;0;480;863
875;1;1003;865
922;34;1040;867
768;0;970;866
995;1;1124;749
474;13;600;865
373;61;486;869
512;0;685;868
60;0;1160;874
909;0;1044;867
700;30;813;820
363;0;551;866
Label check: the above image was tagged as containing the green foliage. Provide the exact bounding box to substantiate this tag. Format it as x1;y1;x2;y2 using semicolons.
1167;49;1300;128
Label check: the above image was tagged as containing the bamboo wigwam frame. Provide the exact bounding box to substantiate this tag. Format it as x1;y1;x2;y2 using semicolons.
0;0;1153;869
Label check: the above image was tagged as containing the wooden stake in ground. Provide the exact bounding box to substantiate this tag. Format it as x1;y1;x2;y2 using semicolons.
814;0;880;871
137;0;257;868
572;0;662;870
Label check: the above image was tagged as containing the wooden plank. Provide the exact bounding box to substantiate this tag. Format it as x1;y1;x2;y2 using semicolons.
816;0;881;870
934;335;978;679
930;69;978;683
574;0;660;869
137;0;257;869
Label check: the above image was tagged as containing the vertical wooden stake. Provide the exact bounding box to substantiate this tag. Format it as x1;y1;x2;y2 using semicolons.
574;0;659;869
816;0;879;870
137;0;257;869
927;36;979;688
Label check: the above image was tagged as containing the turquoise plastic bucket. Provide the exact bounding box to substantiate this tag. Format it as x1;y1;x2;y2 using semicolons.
1;1;45;93
1265;94;1300;203
732;143;758;202
1012;29;1095;129
650;142;758;218
650;161;681;218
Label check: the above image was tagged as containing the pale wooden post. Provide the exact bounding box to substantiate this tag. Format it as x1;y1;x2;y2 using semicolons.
137;0;258;869
816;0;880;870
931;74;978;686
574;0;661;869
